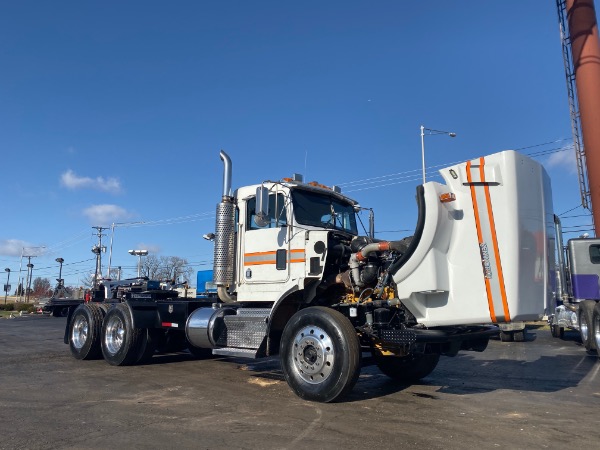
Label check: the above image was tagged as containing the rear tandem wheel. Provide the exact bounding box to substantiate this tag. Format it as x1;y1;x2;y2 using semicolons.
69;303;105;360
101;303;153;366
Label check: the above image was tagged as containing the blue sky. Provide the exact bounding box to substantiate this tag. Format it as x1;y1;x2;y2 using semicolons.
0;1;590;288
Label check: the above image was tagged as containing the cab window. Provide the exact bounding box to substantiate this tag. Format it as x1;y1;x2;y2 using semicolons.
589;244;600;264
247;193;287;230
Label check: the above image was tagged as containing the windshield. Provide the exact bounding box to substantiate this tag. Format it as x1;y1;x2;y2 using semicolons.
291;189;358;235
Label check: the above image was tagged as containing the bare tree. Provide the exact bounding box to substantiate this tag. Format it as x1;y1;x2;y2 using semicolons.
141;255;162;280
162;256;193;284
141;255;193;284
80;273;96;289
108;267;122;280
32;277;52;298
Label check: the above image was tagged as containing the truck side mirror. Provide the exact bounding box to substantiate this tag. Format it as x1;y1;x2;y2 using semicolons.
255;186;270;228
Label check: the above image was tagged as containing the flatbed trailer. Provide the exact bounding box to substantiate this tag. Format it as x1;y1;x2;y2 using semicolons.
43;298;84;317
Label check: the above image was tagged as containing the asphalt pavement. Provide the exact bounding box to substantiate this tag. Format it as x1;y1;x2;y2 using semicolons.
0;316;598;449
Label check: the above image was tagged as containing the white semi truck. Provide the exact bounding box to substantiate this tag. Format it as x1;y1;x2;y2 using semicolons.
65;149;554;402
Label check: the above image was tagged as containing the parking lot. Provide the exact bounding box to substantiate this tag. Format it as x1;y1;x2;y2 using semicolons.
0;316;598;449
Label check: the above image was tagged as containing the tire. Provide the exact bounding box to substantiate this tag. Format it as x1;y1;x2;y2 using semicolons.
374;351;440;382
280;306;361;403
101;303;146;366
187;342;213;359
550;324;561;338
136;328;160;364
69;303;105;360
499;330;514;342
52;306;69;317
578;300;596;353
592;302;600;360
158;330;187;353
513;330;526;342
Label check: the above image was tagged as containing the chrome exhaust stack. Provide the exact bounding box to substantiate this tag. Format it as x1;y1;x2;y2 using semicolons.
220;150;233;199
213;150;236;302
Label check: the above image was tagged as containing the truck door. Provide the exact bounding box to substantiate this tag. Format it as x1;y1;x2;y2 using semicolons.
568;239;600;301
242;192;290;283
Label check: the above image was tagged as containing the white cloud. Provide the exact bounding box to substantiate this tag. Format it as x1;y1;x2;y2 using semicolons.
60;170;122;194
0;239;42;257
545;148;578;174
136;243;162;254
82;204;132;226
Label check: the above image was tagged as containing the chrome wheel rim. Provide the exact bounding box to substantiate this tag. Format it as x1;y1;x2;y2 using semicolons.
594;314;600;350
291;326;334;384
581;313;590;343
71;315;89;349
105;315;125;355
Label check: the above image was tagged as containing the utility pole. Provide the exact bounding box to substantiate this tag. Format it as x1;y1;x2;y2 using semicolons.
17;246;45;302
17;248;23;302
3;268;10;305
23;255;37;303
91;226;107;288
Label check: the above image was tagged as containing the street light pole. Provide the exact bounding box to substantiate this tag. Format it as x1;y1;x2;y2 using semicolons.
56;258;64;284
128;250;149;278
55;258;64;297
4;268;10;304
420;125;457;184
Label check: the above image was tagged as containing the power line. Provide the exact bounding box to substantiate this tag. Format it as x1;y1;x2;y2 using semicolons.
336;139;571;194
563;229;594;235
511;138;571;151
44;229;91;252
560;213;592;219
561;224;594;230
558;204;584;216
125;212;216;228
526;145;573;158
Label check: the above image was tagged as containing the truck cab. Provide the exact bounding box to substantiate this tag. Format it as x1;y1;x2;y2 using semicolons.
232;179;358;302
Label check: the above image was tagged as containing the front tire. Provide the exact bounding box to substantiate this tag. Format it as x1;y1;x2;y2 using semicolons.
280;307;361;403
499;330;514;342
513;330;526;342
101;304;146;366
374;351;440;382
592;302;600;360
550;324;564;339
578;300;596;354
69;303;105;360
